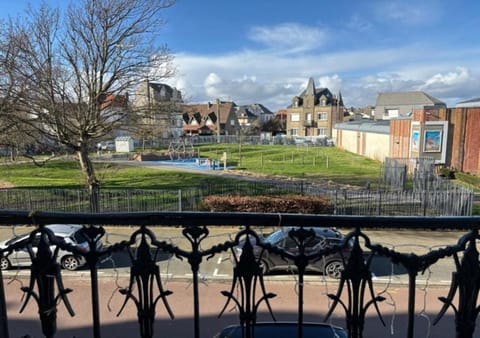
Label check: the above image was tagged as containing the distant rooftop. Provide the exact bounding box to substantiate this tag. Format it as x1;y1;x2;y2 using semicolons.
376;91;445;106
334;120;390;134
456;97;480;108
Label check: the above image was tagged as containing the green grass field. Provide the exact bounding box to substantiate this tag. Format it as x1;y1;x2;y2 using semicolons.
0;160;233;189
2;144;480;193
0;144;384;189
197;144;383;186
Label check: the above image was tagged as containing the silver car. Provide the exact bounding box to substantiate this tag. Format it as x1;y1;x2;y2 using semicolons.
0;224;101;271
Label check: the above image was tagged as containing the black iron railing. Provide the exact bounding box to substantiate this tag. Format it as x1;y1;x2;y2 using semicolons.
1;211;480;338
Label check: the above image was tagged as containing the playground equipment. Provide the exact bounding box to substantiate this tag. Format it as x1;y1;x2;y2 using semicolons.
167;137;195;160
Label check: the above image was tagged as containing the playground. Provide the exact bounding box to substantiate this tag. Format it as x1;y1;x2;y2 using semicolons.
152;157;228;171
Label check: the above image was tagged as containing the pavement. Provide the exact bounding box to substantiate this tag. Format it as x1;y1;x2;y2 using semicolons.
3;276;458;338
1;226;469;338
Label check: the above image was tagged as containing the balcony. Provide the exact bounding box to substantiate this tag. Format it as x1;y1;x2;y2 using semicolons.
302;120;317;127
1;210;480;338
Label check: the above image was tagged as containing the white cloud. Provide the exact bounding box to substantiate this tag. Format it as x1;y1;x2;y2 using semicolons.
374;1;442;25
421;67;470;89
248;23;328;53
164;22;480;110
346;14;373;32
318;75;343;94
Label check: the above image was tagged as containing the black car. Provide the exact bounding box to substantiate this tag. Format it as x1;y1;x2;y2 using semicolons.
213;322;347;338
234;227;349;278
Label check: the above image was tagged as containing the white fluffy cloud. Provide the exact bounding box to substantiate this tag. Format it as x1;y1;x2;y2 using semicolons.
248;23;328;53
373;0;442;25
318;75;343;95
164;20;480;111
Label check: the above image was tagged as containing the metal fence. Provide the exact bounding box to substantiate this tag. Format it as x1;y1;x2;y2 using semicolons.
1;211;480;338
0;180;473;216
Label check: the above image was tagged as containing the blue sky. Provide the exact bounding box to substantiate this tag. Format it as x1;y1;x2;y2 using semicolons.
2;0;480;111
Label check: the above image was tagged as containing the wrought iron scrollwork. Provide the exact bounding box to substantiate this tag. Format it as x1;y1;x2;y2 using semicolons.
117;226;174;338
325;229;385;338
19;226;75;338
434;230;480;338
219;228;276;338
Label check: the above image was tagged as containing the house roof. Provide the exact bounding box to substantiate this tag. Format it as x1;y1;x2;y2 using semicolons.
376;91;445;106
182;101;236;124
288;77;338;108
236;106;257;119
456;97;480;108
98;93;129;110
148;82;183;102
334;120;390;134
236;103;274;120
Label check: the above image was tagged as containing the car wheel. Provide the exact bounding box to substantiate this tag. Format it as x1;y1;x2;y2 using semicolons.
0;257;11;270
324;260;343;279
61;255;80;271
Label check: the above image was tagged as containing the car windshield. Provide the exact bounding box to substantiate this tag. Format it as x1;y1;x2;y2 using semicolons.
73;230;88;244
265;231;284;244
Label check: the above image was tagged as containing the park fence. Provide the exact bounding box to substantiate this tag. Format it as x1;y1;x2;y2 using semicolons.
0;179;473;216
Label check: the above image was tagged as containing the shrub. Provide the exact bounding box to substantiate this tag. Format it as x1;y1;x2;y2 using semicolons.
202;194;333;214
439;167;456;179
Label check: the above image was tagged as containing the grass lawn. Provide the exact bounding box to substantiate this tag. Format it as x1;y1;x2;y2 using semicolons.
197;144;383;187
0;160;233;189
0;145;384;189
2;144;479;194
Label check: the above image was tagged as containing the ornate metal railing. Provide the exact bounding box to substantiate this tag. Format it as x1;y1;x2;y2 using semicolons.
1;211;480;338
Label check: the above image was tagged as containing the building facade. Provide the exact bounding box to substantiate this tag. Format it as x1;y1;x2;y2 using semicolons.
182;100;240;136
132;80;184;140
374;91;446;120
334;120;390;162
286;78;344;139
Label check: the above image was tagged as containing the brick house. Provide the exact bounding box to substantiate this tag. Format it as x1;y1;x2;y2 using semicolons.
132;80;184;139
182;100;240;136
286;77;344;139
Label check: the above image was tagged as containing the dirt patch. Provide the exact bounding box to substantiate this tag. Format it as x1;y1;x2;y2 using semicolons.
0;181;14;188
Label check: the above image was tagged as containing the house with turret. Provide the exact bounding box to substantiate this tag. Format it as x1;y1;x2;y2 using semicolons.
286;77;344;140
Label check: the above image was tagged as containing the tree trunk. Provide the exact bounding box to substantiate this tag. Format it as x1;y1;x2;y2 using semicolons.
77;148;100;212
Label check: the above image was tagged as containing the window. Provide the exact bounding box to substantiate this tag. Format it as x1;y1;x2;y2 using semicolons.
317;128;326;137
305;113;312;121
290;113;300;122
385;109;399;118
230;119;235;126
290;128;298;136
317;112;328;121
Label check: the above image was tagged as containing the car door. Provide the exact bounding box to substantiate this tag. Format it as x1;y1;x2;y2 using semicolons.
8;235;37;266
267;236;298;270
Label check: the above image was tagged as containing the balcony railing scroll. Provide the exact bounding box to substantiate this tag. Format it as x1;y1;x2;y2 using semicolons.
1;211;480;338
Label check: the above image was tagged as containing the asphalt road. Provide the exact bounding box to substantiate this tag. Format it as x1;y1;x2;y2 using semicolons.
1;226;467;338
0;226;464;286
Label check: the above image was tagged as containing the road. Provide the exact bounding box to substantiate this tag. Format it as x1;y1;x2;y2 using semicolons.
1;226;463;286
0;226;467;337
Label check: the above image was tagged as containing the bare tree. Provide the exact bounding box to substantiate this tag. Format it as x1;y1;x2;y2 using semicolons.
0;0;175;210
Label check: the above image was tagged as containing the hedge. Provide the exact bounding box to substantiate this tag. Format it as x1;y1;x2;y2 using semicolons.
202;194;334;214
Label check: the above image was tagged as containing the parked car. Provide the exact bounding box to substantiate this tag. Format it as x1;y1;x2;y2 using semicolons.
97;140;115;151
0;224;102;271
213;321;347;338
234;227;350;278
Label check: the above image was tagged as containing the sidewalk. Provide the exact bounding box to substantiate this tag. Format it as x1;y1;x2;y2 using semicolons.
4;276;457;338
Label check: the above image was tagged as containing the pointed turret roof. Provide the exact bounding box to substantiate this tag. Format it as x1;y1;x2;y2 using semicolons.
305;77;316;96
